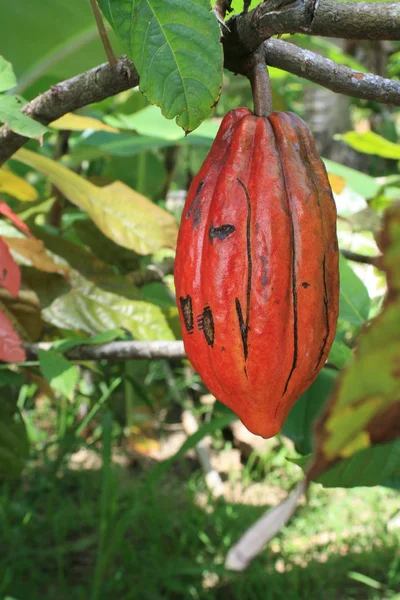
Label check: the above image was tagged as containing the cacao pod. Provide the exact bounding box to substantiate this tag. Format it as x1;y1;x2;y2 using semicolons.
174;108;339;438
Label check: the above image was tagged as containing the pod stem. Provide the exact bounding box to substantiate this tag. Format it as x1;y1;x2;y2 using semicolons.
249;61;273;118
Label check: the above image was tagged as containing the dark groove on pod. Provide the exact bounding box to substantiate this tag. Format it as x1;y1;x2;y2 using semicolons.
235;298;247;359
209;224;236;242
282;217;298;395
236;177;253;366
315;255;330;370
180;296;194;334
186;180;205;228
197;305;215;347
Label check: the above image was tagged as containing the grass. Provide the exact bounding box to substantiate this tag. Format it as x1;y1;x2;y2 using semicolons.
0;432;399;600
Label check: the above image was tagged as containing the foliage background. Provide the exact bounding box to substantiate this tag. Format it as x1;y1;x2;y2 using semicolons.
0;0;399;598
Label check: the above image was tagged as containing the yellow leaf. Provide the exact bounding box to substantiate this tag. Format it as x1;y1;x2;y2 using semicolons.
50;113;119;133
14;149;178;255
0;168;38;201
328;173;346;195
3;237;69;275
340;431;370;458
129;436;160;457
0;287;42;341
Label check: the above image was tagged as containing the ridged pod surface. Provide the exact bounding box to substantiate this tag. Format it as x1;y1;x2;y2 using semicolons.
174;108;339;438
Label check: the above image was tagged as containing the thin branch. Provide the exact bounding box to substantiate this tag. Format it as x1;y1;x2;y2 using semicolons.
24;340;186;362
224;1;400;60
0;56;138;166
89;0;118;66
341;249;379;267
262;38;400;106
213;0;233;22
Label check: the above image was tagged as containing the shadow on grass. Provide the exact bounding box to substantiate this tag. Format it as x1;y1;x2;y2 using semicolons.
0;464;398;600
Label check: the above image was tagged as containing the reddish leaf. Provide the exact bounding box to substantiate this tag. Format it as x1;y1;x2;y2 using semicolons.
0;309;26;362
0;237;21;296
0;200;33;237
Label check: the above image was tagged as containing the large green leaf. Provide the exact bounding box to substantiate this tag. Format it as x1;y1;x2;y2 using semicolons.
72;130;215;157
72;220;141;273
292;440;400;489
308;203;400;484
328;340;352;370
39;349;79;400
27;227;139;292
282;369;338;456
73;105;221;158
105;105;220;140
338;253;370;332
338;131;400;160
99;0;223;132
317;440;400;488
42;271;175;341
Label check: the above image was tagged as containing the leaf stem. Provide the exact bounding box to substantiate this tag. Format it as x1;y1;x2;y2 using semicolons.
89;0;118;67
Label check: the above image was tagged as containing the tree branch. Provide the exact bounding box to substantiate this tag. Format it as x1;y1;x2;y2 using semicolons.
262;38;400;105
24;340;186;362
0;56;138;166
1;1;399;166
224;0;400;59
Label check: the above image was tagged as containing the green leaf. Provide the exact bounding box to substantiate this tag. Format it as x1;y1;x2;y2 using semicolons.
0;95;48;137
42;272;175;341
74;132;174;157
323;158;380;199
73;220;141;273
0;398;29;478
27;227;140;297
282;369;338;456
99;0;223;132
337;131;400;160
21;268;71;309
39;349;79;400
316;440;400;489
0;369;24;387
75;105;220;157
338;254;370;330
294;440;400;489
53;329;126;353
328;340;352;370
73;130;216;157
105;105;220;141
0;56;17;92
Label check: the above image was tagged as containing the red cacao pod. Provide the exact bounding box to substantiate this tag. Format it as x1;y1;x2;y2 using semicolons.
174;108;339;438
